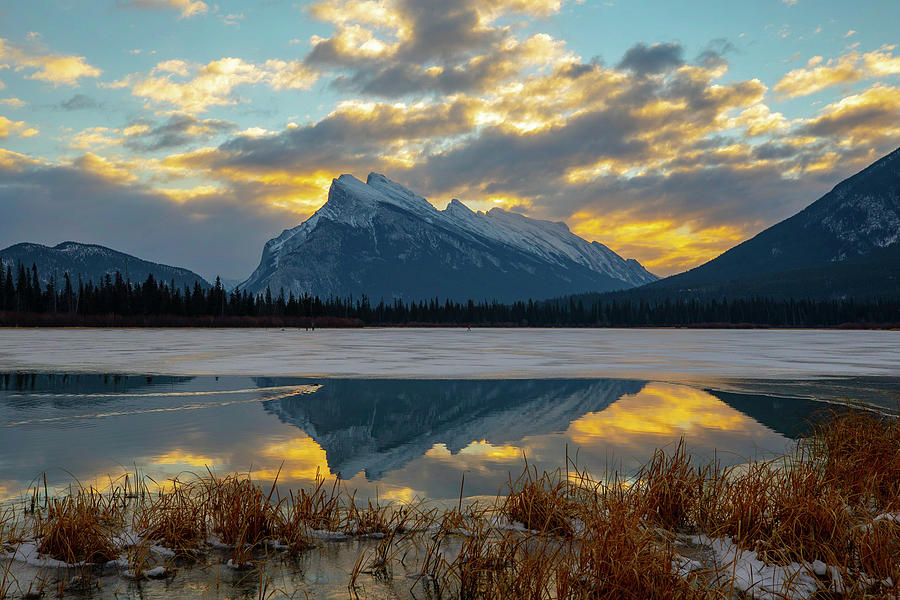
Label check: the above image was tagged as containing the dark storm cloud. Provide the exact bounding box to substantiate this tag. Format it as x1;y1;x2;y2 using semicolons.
559;59;602;79
329;57;515;97
752;142;805;161
303;0;532;97
617;42;685;75
420;109;646;194
59;94;101;110
696;38;736;69
210;100;474;171
124;115;235;152
0;159;291;280
797;99;900;139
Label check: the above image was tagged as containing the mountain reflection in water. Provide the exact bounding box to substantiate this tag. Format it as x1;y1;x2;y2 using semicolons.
1;374;827;502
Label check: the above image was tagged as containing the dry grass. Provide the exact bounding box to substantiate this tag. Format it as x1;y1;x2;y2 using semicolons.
1;410;898;599
33;490;121;564
804;410;900;510
633;439;701;532
204;474;276;548
501;466;578;536
136;481;206;553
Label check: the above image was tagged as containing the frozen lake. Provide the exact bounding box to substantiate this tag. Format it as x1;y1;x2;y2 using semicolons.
1;328;898;599
1;327;899;379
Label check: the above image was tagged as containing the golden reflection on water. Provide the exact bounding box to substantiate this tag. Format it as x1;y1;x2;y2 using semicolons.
256;436;334;480
426;440;524;462
132;383;777;501
0;381;792;504
567;383;754;448
152;449;222;468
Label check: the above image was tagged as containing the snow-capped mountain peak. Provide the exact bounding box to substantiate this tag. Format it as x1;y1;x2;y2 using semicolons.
241;173;656;300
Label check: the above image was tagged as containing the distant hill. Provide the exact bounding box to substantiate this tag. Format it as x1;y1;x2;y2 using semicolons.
241;173;656;302
0;241;210;289
607;146;900;301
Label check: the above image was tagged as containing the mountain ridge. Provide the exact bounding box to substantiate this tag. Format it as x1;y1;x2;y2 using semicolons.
605;146;900;301
0;241;211;289
241;173;656;301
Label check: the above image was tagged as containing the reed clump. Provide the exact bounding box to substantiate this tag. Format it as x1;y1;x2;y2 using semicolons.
633;439;701;532
33;490;121;564
501;467;579;536
804;410;900;510
136;481;206;553
275;473;341;537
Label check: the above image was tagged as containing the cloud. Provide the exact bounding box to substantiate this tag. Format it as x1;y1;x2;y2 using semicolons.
59;93;100;110
5;0;898;281
119;0;208;19
774;46;900;98
66;115;236;151
795;84;900;149
0;98;26;108
122;115;236;151
154;32;900;276
303;0;571;97
221;12;244;26
0;154;294;280
774;52;861;97
0;116;38;138
617;41;685;75
146;49;824;275
0;38;102;86
110;57;318;113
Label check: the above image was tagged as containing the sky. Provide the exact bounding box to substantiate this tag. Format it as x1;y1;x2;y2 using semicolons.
1;0;899;281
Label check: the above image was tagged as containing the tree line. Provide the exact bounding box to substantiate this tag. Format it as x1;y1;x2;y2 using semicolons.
1;261;898;328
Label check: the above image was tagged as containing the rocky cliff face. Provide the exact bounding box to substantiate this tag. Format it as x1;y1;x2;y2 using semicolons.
241;173;656;301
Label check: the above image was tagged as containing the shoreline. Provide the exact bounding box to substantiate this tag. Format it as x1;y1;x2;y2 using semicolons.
1;411;897;599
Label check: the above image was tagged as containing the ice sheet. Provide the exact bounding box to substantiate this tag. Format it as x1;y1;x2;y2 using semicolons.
1;328;898;379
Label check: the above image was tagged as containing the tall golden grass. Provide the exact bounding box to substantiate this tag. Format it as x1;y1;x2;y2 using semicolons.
0;410;897;599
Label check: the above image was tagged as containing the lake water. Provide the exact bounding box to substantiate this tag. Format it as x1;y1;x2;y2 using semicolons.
1;329;899;599
0;374;844;503
2;328;898;503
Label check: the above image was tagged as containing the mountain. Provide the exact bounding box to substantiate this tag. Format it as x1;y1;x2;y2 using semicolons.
258;378;828;481
241;173;656;301
260;378;646;480
0;241;210;289
631;146;900;300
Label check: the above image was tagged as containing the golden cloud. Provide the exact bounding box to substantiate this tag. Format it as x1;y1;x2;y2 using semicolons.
775;46;900;98
69;126;118;149
424;439;526;473
0;148;45;170
0;115;38;139
728;103;790;137
112;57;318;113
774;53;861;97
861;45;900;76
0;38;101;86
798;83;900;147
72;152;140;184
125;0;208;19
